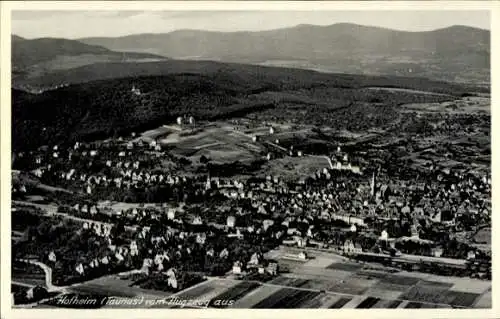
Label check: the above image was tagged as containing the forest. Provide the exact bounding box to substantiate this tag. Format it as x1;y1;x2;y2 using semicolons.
12;60;486;152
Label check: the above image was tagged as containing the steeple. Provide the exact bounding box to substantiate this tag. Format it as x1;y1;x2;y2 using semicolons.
205;172;211;190
370;170;376;197
370;166;380;198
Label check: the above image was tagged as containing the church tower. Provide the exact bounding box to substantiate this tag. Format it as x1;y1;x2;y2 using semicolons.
370;170;377;197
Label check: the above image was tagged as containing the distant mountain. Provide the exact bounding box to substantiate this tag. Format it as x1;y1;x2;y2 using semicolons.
12;35;168;80
79;23;490;83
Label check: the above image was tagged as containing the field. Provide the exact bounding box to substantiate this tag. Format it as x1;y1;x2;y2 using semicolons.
67;274;174;300
472;227;491;245
157;124;265;165
11;261;46;288
208;281;261;308
400;96;490;114
204;246;492;309
251;288;320;308
260;156;331;180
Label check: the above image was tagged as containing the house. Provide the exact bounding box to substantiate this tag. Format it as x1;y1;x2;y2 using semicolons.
115;252;124;262
262;219;274;231
75;263;85;275
89;205;98;215
227;215;236;228
219;248;229;259
89;259;99;268
432;247;443;257
297;237;307;248
248;252;261;266
467;250;476;260
343;240;362;254
81;204;89;213
48;251;57;262
167;208;176;220
232;261;243;274
101;256;110;265
266;262;278;275
167;276;178;289
196;233;206;245
141;258;153;273
380;229;389;241
192;216;203;225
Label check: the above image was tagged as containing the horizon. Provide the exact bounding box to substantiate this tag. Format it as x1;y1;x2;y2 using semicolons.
11;22;490;41
11;10;491;39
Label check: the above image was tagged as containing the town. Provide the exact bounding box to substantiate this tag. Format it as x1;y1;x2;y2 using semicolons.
11;90;491;308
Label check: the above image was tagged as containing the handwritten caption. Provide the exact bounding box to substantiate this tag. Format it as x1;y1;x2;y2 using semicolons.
54;295;235;308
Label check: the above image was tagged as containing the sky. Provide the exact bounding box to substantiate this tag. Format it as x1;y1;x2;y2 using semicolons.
11;10;491;39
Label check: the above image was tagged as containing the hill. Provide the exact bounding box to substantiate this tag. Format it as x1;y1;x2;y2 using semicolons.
13;59;487;94
12;35;168;81
11;61;486;151
79;23;490;83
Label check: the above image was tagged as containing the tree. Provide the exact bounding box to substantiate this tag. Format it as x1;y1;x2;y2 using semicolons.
200;155;211;165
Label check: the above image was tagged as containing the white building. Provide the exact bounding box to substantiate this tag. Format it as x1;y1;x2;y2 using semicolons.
227;215;236;228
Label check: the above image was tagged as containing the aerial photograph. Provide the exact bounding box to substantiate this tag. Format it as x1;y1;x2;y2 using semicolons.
8;8;491;310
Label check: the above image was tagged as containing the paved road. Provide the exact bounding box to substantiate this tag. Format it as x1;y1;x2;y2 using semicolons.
13;200;137;231
16;259;63;292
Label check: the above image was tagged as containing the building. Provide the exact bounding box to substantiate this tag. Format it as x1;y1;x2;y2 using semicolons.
227;215;236;228
343;239;362;254
232;261;243;274
371;170;377;197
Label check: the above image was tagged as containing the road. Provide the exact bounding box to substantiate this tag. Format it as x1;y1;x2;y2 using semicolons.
13;200;137;231
16;259;63;292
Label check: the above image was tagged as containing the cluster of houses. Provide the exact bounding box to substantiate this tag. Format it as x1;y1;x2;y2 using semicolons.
13;128;491;284
26;138;490;243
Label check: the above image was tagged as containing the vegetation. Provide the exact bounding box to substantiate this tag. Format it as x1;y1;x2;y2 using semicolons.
12;61;485;152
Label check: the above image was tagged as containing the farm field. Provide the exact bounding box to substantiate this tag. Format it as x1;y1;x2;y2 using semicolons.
68;274;174;300
400;96;490;114
231;285;282;308
260;156;331;180
194;246;492;309
11;261;47;288
155;123;267;164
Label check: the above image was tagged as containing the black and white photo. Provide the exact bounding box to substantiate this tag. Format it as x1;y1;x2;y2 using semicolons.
2;2;495;314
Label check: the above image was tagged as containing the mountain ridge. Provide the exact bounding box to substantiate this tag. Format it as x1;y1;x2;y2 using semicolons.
12;36;169;77
75;23;489;83
74;23;489;39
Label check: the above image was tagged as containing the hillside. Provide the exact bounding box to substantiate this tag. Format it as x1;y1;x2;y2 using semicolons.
13;59;486;94
12;35;168;81
79;23;490;83
12;62;485;151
